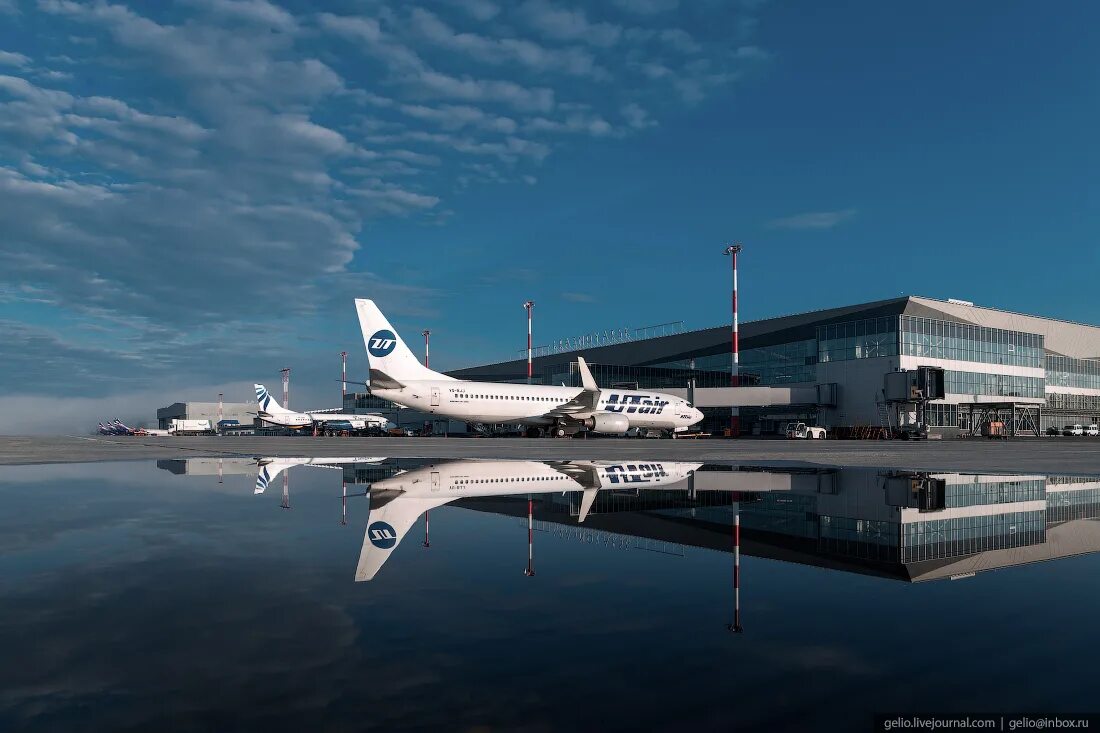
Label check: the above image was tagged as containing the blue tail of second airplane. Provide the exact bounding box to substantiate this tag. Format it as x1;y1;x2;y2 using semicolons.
255;384;294;415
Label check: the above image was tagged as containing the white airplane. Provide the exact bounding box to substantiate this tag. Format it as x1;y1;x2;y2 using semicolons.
354;299;704;438
356;458;702;581
254;384;395;433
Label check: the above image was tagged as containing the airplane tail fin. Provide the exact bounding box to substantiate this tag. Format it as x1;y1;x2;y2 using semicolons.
354;299;454;384
254;384;293;415
254;457;308;493
355;495;449;581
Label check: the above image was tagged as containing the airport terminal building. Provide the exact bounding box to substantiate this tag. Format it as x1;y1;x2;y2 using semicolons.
446;296;1100;436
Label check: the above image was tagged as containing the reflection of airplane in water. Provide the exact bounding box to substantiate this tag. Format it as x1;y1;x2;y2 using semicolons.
158;457;1100;588
356;459;702;581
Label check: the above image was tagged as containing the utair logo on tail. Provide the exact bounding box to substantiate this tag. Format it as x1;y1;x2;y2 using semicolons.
368;521;398;548
368;330;397;357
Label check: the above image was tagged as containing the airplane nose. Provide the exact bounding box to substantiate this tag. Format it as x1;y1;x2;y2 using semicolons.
692;408;704;423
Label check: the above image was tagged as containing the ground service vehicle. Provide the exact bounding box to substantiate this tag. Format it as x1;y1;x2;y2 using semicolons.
785;422;827;439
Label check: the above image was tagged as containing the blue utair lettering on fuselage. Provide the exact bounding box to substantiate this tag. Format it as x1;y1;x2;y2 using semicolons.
605;464;669;484
604;394;669;415
368;521;398;548
368;330;397;357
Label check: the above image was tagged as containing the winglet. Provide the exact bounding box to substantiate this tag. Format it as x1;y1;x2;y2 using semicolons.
578;487;599;523
576;356;598;392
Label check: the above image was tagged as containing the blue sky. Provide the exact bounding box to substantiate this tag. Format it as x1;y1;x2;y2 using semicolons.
1;0;1098;431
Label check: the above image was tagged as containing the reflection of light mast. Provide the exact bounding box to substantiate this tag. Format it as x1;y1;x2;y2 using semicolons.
218;457;223;484
727;496;743;633
341;479;347;526
281;471;290;510
423;511;431;548
524;497;535;576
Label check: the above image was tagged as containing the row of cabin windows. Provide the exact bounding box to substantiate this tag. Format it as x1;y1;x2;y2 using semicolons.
457;476;557;484
466;394;567;403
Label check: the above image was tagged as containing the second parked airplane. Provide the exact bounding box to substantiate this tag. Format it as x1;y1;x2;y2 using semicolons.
254;384;394;433
355;299;703;438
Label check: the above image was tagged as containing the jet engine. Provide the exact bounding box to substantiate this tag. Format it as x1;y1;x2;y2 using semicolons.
584;413;630;434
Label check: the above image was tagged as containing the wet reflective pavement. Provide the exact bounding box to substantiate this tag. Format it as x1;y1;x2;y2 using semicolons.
2;457;1099;732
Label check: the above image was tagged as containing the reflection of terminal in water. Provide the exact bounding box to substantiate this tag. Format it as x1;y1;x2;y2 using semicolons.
339;460;1100;585
157;458;1100;587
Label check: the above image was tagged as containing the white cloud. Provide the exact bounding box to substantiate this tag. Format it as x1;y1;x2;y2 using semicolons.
181;0;298;32
766;209;858;230
516;0;623;47
620;102;655;129
408;8;608;79
0;49;30;67
399;103;518;134
524;112;614;136
562;291;595;302
1;0;771;413
414;69;555;112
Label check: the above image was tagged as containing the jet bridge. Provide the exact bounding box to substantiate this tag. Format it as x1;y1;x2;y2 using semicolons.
663;383;838;409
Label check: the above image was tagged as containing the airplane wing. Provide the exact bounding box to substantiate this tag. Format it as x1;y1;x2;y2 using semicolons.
355;495;451;582
547;356;600;416
545;461;602;522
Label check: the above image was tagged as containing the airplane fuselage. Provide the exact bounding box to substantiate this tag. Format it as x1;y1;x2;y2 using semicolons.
260;411;390;431
370;380;700;432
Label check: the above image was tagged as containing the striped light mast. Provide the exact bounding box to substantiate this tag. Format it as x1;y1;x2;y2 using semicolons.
523;301;535;384
724;244;743;437
341;351;347;401
422;330;431;367
281;367;290;410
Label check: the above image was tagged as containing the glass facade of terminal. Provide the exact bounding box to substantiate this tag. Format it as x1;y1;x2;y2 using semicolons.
901;511;1045;563
945;478;1045;508
943;371;1045;399
900;315;1044;367
817;317;899;363
1046;355;1100;391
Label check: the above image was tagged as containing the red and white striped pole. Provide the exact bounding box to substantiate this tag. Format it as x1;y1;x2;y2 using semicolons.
724;244;743;437
422;330;430;368
729;498;743;633
523;301;535;385
341;351;347;400
341;480;347;526
524;497;535;576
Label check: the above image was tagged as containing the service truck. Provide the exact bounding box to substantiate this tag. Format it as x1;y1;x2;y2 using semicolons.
170;419;214;436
